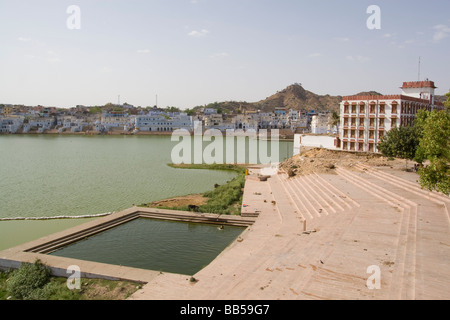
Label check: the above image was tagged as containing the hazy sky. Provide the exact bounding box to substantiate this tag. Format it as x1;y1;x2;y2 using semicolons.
1;0;449;109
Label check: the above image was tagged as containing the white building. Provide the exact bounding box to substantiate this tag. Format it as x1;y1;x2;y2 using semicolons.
0;116;25;133
28;116;54;130
401;79;437;101
135;114;193;132
204;114;224;128
100;111;136;131
339;80;445;153
310;113;335;134
203;108;218;115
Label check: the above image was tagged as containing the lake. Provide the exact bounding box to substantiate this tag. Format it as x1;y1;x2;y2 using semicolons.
0;134;293;250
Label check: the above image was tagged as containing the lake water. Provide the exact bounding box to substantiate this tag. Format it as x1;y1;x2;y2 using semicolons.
0;135;292;250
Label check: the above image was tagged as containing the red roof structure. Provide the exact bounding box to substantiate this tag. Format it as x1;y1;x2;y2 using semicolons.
401;80;437;89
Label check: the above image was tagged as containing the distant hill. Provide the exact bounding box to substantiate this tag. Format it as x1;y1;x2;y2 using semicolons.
194;84;344;114
194;84;447;115
254;84;342;113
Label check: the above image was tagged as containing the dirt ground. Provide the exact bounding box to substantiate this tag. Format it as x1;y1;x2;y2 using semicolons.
147;194;208;209
80;280;141;300
280;147;414;177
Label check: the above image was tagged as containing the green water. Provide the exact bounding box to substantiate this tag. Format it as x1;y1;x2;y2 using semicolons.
0;135;293;250
51;218;245;275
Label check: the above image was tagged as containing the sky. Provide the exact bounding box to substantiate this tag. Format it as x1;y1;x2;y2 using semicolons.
0;0;449;109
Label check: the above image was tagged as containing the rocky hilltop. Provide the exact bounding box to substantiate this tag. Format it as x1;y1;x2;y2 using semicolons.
254;84;342;113
197;84;387;114
197;83;446;114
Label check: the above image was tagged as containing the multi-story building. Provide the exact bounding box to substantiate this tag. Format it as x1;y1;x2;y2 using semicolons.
100;111;136;131
0;116;25;133
311;112;336;135
339;80;444;153
135;113;193;132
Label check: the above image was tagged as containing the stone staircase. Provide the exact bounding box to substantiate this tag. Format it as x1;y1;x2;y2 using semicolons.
260;165;449;299
346;164;450;299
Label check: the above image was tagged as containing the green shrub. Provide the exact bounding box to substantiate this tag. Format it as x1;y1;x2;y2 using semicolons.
7;260;51;300
166;164;247;215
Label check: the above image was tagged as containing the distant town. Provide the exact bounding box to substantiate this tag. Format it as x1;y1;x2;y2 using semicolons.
0;102;338;137
1;80;446;155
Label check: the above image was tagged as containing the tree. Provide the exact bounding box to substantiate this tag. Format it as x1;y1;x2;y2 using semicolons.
377;126;420;168
89;106;102;114
414;110;450;195
329;111;340;134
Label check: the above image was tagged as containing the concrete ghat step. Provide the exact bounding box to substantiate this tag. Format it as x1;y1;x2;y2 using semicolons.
295;174;335;216
355;163;450;204
335;167;417;298
283;176;314;220
339;165;450;299
313;173;359;209
254;210;359;300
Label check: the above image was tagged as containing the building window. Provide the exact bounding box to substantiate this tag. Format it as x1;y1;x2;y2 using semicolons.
370;103;376;114
369;130;375;139
351;105;357;114
344;105;349;114
359;118;365;127
359;130;364;138
379;118;384;128
392;103;398;114
360;104;365;113
379;130;384;140
380;104;385;114
369;118;375;127
358;143;364;151
351;118;356;127
351;130;356;138
391;118;397;128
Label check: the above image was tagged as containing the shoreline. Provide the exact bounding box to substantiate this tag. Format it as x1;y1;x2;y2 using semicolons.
0;130;295;140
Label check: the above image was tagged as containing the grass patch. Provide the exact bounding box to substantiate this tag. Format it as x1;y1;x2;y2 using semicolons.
140;164;247;215
0;260;141;300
